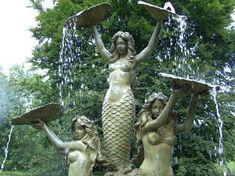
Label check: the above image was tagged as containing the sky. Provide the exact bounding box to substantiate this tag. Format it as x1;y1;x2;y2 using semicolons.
0;1;234;75
0;0;53;75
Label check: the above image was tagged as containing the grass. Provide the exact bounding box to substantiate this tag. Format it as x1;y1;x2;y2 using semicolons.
0;171;25;176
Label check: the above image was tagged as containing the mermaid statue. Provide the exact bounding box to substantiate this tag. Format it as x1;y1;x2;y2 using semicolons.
31;115;107;176
93;19;162;169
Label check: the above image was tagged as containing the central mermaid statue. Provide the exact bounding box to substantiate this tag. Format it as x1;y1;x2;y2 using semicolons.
93;20;162;169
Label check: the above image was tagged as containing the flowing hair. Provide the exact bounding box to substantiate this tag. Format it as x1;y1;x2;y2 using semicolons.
71;116;107;168
109;31;136;67
108;31;139;88
132;92;168;166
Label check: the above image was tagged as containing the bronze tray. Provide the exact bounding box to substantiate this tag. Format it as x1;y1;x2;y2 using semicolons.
11;103;63;125
65;3;111;28
159;73;218;94
138;1;178;22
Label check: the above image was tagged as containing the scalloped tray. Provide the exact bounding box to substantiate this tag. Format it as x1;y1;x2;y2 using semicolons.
159;73;218;93
65;3;111;28
11;103;63;125
138;1;178;21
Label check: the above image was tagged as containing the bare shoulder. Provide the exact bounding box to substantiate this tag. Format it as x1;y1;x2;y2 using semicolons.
64;140;87;151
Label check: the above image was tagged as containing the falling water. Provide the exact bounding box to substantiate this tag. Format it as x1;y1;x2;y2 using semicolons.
0;125;14;171
60;148;69;176
58;19;83;108
157;9;201;80
173;15;197;78
211;87;228;175
20;95;33;112
211;88;223;158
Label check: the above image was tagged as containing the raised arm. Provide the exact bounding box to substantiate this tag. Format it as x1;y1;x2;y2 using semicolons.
144;85;189;132
144;92;178;132
175;94;199;133
135;22;162;64
93;26;111;59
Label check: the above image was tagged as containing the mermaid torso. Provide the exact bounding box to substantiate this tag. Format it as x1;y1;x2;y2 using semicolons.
106;58;134;103
68;150;92;176
139;116;176;176
147;120;177;146
109;58;132;73
102;57;136;168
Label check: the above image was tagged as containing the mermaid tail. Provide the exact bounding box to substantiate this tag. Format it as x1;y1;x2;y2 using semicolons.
102;88;135;168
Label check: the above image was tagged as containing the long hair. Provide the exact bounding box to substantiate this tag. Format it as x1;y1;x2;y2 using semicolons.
135;92;168;142
71;116;106;167
109;31;136;66
132;92;168;166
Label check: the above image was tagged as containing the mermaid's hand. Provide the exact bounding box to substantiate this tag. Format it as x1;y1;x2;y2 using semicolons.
172;81;190;97
31;119;45;129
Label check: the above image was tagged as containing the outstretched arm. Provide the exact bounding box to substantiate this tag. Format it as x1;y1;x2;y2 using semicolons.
93;26;111;59
175;94;199;133
33;120;86;153
135;22;162;64
42;123;65;149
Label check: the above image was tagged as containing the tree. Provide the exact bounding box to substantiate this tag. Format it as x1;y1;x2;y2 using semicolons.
0;65;67;175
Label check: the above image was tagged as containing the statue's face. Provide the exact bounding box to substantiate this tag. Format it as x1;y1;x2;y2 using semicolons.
151;99;165;118
74;121;86;139
116;37;127;55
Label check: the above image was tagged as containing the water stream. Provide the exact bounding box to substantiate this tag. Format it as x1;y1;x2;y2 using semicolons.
0;125;14;171
157;10;200;80
58;20;85;109
57;19;86;175
211;87;229;175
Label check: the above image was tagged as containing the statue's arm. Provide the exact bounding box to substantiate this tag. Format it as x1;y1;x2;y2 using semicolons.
93;26;111;59
42;124;86;153
175;94;199;133
41;124;65;149
144;92;178;132
135;22;162;64
144;84;189;132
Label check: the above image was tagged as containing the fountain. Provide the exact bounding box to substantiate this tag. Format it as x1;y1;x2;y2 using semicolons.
5;1;233;175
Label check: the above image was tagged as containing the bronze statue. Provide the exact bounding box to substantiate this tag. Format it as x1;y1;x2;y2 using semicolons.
133;85;200;176
92;21;162;169
32;115;105;176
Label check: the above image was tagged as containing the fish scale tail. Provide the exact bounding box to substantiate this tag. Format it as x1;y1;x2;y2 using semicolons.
102;89;135;168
